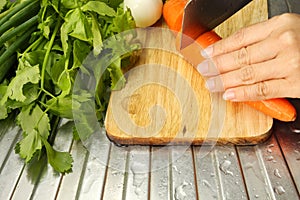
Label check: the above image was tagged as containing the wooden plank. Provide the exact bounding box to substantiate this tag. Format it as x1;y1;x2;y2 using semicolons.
171;147;197;200
0;118;20;171
11;159;47;200
102;144;128;200
0;131;24;200
105;0;273;145
193;146;222;199
150;147;172;200
194;146;247;199
214;146;247;199
237;144;276;199
77;129;111;200
237;135;299;199
124;146;150;200
275;121;300;194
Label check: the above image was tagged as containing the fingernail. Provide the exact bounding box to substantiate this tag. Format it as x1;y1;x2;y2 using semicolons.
206;78;215;91
223;90;236;100
197;60;209;75
201;45;213;58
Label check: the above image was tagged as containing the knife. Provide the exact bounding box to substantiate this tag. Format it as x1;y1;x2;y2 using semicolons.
180;0;252;49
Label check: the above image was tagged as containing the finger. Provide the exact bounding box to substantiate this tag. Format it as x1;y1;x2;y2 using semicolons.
198;36;280;76
218;59;286;90
222;79;291;101
201;19;276;58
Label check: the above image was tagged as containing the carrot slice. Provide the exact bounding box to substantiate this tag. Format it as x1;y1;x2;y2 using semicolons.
162;0;297;122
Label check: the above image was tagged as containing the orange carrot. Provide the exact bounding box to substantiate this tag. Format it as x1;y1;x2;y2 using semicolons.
163;0;188;33
195;31;222;48
162;0;297;122
245;99;297;122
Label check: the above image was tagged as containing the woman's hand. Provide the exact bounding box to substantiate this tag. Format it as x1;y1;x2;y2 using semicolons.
197;13;300;101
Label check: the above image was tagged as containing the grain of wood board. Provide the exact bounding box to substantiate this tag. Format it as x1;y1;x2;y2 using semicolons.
105;0;273;145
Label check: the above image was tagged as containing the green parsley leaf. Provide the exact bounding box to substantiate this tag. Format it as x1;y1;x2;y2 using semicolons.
107;58;126;90
46;95;74;119
0;106;7;120
91;15;103;55
110;7;136;33
0;65;40;104
72;39;91;70
16;104;50;162
42;137;73;174
6;84;39;109
0;84;8;119
81;1;116;17
0;0;6;12
61;8;92;54
17;104;50;140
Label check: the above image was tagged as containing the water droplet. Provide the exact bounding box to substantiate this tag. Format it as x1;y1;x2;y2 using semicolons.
160;176;168;187
202;180;211;187
255;194;259;198
244;162;253;169
266;155;274;161
173;166;181;174
274;169;282;178
174;181;188;200
229;152;235;156
219;160;233;176
267;148;272;153
82;176;99;194
290;125;300;133
131;162;147;197
210;173;215;177
111;170;119;176
135;187;142;196
226;191;231;199
274;185;285;195
266;144;274;153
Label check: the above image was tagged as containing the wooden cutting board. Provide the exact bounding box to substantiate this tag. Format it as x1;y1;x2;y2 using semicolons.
105;0;273;145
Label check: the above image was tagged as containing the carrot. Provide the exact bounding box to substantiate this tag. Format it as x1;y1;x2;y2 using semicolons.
195;31;222;48
162;0;297;122
245;99;297;122
163;0;188;33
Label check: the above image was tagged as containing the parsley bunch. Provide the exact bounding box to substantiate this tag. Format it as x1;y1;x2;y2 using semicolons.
0;0;139;173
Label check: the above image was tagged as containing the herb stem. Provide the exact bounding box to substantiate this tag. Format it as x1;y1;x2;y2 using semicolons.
22;36;43;56
41;18;61;90
41;89;56;99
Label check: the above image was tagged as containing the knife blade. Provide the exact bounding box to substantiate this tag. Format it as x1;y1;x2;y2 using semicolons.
180;0;252;49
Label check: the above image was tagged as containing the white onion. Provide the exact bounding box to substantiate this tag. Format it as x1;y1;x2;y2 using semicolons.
124;0;163;28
